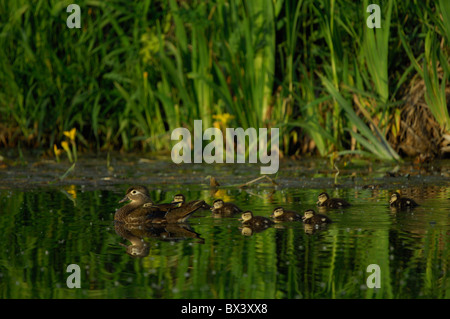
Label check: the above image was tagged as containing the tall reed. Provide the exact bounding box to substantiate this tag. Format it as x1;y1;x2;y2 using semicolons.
0;0;448;160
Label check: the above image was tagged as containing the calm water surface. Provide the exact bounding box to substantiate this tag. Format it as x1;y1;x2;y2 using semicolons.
0;158;449;299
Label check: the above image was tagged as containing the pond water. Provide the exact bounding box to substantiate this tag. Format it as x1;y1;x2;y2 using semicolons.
0;156;449;299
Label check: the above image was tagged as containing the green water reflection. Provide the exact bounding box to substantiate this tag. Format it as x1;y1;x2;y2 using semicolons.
0;185;449;299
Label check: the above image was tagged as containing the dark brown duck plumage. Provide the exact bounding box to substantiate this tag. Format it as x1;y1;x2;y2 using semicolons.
115;186;205;224
389;192;419;209
317;192;350;208
210;199;242;217
270;207;302;222
302;209;332;225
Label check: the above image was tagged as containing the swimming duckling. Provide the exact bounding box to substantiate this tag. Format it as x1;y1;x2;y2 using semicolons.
271;207;302;222
115;186;205;224
239;211;274;227
172;194;185;205
154;193;186;211
210;199;242;216
389;192;419;209
302;209;332;225
317;192;350;208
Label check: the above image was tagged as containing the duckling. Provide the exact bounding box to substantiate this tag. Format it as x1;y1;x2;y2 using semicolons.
155;193;186;211
146;202;206;223
115;186;205;224
389;192;419;209
239;211;274;228
210;199;242;217
316;192;350;208
302;209;332;225
157;193;211;210
270;207;302;222
172;194;185;206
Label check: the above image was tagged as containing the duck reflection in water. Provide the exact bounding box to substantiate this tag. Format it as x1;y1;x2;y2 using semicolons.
114;186;206;257
303;223;329;235
115;222;204;257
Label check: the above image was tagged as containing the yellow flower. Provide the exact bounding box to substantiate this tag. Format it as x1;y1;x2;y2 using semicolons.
63;128;77;141
213;113;235;127
214;189;232;203
143;71;148;79
61;141;70;152
53;144;62;156
66;185;77;199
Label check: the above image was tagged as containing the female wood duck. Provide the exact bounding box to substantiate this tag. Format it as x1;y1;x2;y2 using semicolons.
239;211;274;227
210;199;242;216
271;207;302;222
316;192;350;208
389;192;419;209
302;209;332;225
115;186;205;224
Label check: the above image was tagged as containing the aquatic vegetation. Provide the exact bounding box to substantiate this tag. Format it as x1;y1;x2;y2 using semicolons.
0;0;448;160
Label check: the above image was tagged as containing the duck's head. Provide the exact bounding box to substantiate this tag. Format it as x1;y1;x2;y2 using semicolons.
390;192;400;205
240;211;254;222
172;194;185;204
317;192;330;205
119;186;152;205
211;199;224;210
271;207;285;218
302;209;316;221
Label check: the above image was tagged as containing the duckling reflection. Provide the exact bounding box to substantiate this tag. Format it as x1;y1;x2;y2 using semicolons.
239;225;271;236
115;221;204;257
303;223;329;235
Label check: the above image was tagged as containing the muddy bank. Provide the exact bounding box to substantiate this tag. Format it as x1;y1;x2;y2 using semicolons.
1;153;450;191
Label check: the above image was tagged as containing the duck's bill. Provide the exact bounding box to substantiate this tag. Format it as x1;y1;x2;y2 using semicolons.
119;196;129;203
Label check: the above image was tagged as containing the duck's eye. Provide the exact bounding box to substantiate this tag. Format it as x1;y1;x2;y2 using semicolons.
131;190;137;195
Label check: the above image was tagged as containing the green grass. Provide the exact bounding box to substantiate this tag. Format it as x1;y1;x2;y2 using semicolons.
0;0;448;160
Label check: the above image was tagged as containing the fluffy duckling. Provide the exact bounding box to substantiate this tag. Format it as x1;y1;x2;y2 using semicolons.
155;193;186;211
271;207;302;222
389;192;419;209
302;209;332;225
317;192;350;208
210;199;242;216
239;211;274;227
